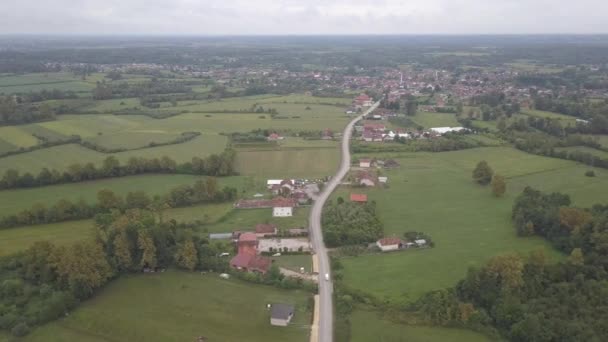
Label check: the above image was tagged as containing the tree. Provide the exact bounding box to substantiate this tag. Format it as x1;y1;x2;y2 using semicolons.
472;161;494;185
101;156;120;177
113;230;134;272
569;248;584;265
404;99;418;116
491;174;506;197
97;189;123;211
138;230;157;269
174;239;198;271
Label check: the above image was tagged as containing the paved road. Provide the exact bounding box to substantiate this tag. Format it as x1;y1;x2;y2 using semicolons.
309;101;380;342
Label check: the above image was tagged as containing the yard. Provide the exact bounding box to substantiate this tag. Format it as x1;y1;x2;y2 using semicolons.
411;112;460;128
271;254;313;273
23;270;312;342
201;206;310;234
337;147;608;301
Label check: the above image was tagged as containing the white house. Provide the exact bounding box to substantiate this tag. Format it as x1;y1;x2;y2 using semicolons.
415;239;427;246
359;159;371;168
272;198;296;217
429;127;466;135
378;177;388;184
376;237;403;252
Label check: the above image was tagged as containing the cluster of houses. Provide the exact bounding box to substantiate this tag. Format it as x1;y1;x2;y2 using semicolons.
357;121;468;143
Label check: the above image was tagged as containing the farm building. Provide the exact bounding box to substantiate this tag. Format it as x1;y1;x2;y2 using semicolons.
429;127;466;135
267;133;284;141
359;158;372;168
270;303;295;326
350;194;368;203
377;237;403;252
378;177;388;184
272;197;297;217
255;223;278;237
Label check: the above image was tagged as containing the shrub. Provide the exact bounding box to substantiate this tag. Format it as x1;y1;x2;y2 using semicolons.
11;322;30;337
585;170;596;177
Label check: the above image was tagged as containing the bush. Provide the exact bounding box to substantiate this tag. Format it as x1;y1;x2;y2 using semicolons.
585;170;596;177
11;322;30;337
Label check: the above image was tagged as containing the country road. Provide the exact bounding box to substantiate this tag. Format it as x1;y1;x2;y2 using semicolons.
309;101;380;342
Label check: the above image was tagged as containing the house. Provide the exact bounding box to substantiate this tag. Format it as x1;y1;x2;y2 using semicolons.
267;133;284;141
354;93;373;107
376;237;403;252
429;127;466;135
350;194;368;203
359;158;371;168
415;239;427;246
378;177;388;184
209;233;233;240
230;253;272;274
357;172;376;187
230;233;272;274
292;191;310;205
255;223;278;238
270;303;295;326
272;197;297;217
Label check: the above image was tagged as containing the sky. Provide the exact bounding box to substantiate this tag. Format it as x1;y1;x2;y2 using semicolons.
2;0;608;35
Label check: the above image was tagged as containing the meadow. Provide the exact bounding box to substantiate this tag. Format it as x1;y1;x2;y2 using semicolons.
0;72;98;94
235;147;340;178
350;310;491;342
0;174;246;217
23;271;311;342
411;111;461;128
338;147;608;301
0;203;237;257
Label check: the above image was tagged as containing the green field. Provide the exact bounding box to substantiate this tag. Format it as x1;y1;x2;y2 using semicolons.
338;147;608;301
236;148;340;178
350;310;491;342
0;203;237;257
521;109;578;124
202;207;310;234
0;134;228;174
0;72;98;94
0;126;39;149
0;220;93;257
24;271;311;342
0;174;245;217
555;146;608;159
411;112;461;128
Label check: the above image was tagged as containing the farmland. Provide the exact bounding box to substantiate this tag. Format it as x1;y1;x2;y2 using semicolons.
0;203;237;256
0;72;98;94
350;310;491;342
0;174;246;217
338;147;608;301
23;271;311;342
235;147;340;178
411;111;461;128
202;206;311;234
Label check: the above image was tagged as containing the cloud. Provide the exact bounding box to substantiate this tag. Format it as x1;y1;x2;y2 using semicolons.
1;0;607;35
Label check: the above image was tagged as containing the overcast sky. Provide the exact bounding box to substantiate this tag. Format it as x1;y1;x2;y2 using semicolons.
2;0;607;35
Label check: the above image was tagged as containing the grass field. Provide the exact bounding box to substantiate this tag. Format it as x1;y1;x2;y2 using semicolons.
0;174;245;217
521;109;578;124
0;126;39;149
272;254;313;273
24;271;311;342
0;134;228;174
0;220;93;257
411;112;460;128
350;310;491;342
338;147;608;301
0;203;238;257
202;207;310;234
555;146;608;159
235;148;340;178
0;72;97;94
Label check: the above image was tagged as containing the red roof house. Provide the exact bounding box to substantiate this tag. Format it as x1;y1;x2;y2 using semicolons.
350;194;368;203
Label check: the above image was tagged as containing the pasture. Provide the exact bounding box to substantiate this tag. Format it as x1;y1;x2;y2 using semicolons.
0;72;98;94
24;271;311;342
350;310;491;342
0;134;228;174
0;203;239;256
0;220;93;257
411;112;460;128
521;109;578;124
0;174;246;217
338;147;608;301
235;147;340;178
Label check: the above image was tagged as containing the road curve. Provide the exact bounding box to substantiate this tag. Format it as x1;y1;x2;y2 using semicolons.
309;101;380;342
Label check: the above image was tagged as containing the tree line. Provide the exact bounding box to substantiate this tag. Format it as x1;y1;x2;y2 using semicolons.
0;149;236;190
0;178;237;229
